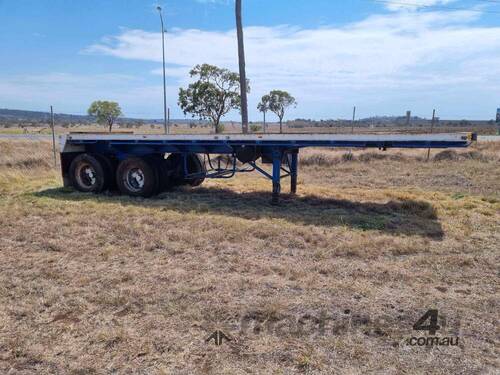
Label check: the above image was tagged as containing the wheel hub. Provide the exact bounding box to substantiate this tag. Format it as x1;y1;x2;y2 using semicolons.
76;163;97;188
125;168;145;192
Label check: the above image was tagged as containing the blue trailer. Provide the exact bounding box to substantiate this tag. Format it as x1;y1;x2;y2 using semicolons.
59;132;476;203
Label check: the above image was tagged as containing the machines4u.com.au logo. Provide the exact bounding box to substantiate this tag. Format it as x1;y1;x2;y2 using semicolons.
407;309;459;347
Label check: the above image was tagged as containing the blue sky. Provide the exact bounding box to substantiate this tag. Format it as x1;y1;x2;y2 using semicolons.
0;0;499;120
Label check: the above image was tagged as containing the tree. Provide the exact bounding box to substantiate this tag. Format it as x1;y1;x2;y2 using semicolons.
257;94;271;133
87;101;122;132
268;90;297;133
235;0;249;134
178;64;249;134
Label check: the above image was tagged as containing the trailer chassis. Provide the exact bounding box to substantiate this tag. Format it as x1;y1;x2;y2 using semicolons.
60;133;475;203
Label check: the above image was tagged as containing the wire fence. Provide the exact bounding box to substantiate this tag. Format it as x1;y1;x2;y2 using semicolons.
0;138;56;168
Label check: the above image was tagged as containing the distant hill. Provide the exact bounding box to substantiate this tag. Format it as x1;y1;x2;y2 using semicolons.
0;108;197;126
0;108;93;124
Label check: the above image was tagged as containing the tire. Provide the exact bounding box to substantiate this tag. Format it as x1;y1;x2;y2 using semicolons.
187;154;206;187
147;155;172;193
94;154;116;191
116;157;159;197
69;153;108;193
165;153;184;186
165;153;206;187
155;157;174;192
235;146;261;164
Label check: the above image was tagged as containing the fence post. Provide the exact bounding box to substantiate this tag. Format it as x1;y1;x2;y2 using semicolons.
426;109;436;162
348;106;356;157
50;106;57;167
167;107;170;134
351;106;356;134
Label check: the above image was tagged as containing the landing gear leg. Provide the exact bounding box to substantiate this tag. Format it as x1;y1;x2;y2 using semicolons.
290;149;298;195
272;150;282;205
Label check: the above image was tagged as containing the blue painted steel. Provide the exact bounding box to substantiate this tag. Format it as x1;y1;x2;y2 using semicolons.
63;135;473;201
272;149;282;203
249;162;273;180
70;138;470;153
290;151;298;194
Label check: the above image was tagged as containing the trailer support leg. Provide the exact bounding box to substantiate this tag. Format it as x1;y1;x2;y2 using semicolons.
290;150;298;195
272;150;282;205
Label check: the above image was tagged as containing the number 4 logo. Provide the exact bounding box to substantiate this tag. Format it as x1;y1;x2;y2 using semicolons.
413;309;441;335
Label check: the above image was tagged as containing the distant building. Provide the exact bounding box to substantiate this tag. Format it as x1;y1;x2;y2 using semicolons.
497;108;500;123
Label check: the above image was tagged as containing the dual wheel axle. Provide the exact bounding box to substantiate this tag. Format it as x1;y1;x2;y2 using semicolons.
68;153;205;197
66;149;299;203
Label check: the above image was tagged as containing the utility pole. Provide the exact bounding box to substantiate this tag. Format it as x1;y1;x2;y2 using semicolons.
236;0;249;134
157;6;169;134
427;109;436;161
263;110;266;133
50;106;57;166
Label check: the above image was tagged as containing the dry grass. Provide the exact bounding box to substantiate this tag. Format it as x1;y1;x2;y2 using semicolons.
0;140;499;374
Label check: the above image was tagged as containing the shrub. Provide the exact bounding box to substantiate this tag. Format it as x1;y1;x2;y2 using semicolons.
250;124;262;133
342;152;355;162
434;150;460;161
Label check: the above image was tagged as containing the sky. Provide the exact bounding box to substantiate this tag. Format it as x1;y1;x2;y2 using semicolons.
0;0;499;121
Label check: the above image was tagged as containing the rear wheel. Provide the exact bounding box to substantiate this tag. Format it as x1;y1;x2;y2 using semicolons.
69;153;109;193
186;154;206;187
149;155;173;192
165;153;206;187
95;154;116;191
116;157;158;197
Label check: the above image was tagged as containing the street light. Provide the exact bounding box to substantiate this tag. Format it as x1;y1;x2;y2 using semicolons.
157;6;168;134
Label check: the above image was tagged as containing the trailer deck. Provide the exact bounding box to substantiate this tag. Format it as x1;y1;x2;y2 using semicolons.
59;132;475;202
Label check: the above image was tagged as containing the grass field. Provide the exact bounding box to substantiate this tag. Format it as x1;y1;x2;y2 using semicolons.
0;140;498;374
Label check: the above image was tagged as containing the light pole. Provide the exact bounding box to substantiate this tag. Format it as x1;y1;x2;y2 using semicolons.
157;6;168;134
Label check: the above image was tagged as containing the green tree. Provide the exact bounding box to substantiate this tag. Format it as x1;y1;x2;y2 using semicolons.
87;101;122;132
267;90;297;134
178;64;249;134
257;94;271;133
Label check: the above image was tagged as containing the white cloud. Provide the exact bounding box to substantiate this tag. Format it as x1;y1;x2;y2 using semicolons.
84;8;500;119
383;0;457;11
